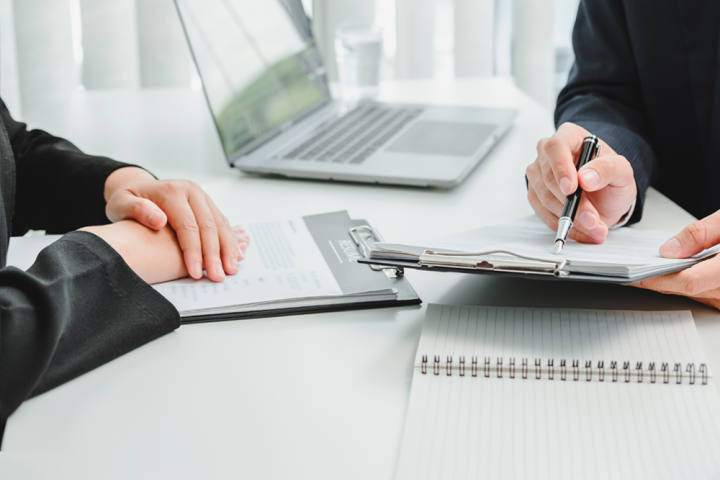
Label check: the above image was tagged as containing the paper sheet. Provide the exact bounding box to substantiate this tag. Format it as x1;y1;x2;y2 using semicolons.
374;216;719;277
153;218;343;315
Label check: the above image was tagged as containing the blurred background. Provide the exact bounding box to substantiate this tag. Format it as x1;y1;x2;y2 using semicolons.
0;0;579;137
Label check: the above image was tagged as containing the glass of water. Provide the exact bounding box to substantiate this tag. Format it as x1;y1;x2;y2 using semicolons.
334;24;384;100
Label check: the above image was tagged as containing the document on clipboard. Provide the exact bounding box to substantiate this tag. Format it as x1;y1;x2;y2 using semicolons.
6;211;420;323
359;215;720;283
151;211;420;322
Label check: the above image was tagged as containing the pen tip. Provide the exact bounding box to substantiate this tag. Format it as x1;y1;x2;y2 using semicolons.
554;240;564;255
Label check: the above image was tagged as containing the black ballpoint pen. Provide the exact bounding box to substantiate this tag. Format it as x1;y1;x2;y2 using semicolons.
553;135;602;254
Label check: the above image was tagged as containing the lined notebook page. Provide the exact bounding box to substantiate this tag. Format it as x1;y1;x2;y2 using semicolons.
395;305;720;480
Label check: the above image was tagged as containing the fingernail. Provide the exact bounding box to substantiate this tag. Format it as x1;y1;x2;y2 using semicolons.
148;211;158;224
579;169;600;189
215;265;226;279
229;258;238;271
194;262;203;278
578;211;598;229
660;237;682;257
589;226;607;239
239;242;248;253
559;177;573;195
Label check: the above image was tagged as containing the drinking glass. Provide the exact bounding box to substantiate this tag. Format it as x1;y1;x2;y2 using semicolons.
334;24;384;100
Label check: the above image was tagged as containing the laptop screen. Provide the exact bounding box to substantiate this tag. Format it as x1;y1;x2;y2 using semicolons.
175;0;329;159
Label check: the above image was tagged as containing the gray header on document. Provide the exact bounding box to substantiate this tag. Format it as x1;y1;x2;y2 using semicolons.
303;211;393;295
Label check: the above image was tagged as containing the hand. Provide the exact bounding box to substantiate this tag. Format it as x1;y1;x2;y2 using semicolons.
80;221;188;285
636;211;720;310
526;123;637;243
104;167;250;282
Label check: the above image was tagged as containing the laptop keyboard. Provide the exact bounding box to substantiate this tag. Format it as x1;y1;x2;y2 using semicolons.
276;105;424;164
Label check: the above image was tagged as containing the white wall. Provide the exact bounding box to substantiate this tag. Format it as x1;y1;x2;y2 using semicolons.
12;0;79;129
514;0;556;109
0;0;22;117
395;0;435;79
80;0;140;89
454;0;494;78
136;0;192;88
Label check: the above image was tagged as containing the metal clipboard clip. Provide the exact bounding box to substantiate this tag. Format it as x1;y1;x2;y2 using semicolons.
349;225;404;277
418;250;570;277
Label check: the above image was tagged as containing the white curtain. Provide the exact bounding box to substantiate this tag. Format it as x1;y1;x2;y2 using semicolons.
0;0;567;126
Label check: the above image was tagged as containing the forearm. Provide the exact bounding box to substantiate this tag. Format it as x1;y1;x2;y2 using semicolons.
0;232;180;426
555;0;659;224
80;220;188;284
1;100;139;234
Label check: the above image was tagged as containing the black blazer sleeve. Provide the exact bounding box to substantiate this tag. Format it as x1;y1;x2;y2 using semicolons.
556;0;660;224
1;101;133;235
0;232;181;446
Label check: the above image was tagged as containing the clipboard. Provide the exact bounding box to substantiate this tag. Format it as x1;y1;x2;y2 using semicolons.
358;251;693;284
181;211;421;323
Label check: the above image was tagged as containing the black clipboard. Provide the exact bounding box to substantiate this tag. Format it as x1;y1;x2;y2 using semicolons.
181;212;421;324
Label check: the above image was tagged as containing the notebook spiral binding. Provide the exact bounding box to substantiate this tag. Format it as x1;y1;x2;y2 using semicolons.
420;355;709;385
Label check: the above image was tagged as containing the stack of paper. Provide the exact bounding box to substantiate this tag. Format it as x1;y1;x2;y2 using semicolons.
370;216;720;282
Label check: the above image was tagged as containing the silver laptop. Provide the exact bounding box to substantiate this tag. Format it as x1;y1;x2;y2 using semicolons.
175;0;517;188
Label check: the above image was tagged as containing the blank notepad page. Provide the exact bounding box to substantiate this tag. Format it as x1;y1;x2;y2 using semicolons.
395;305;720;480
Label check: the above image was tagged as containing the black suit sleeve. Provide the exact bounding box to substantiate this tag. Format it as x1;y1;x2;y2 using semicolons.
1;101;134;235
0;232;181;446
556;0;659;224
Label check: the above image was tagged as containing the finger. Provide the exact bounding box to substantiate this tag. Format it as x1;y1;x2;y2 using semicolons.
578;155;635;192
236;232;250;252
639;256;720;297
540;123;591;196
528;188;601;244
528;167;565;217
107;192;167;230
187;193;225;282
206;199;241;274
659;210;720;259
163;202;203;279
536;143;567;203
573;196;609;242
529;180;609;242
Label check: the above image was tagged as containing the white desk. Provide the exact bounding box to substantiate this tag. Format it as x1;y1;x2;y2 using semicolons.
3;79;719;479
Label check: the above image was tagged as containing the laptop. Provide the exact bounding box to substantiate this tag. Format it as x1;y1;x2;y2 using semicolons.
174;0;517;188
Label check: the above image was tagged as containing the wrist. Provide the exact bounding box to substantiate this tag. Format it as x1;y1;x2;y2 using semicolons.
104;167;156;201
80;221;188;284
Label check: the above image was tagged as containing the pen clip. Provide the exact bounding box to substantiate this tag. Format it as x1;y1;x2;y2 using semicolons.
349;225;404;277
595;142;602;159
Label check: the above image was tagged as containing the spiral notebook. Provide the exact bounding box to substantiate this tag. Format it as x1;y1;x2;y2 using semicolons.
395;304;720;480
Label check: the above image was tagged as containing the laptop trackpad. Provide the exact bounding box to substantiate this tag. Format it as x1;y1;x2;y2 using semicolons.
384;121;496;157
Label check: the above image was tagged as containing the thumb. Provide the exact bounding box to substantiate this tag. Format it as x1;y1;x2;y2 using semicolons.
659;211;720;259
107;192;167;230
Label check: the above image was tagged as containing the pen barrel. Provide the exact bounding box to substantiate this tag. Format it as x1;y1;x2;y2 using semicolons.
560;191;581;219
577;136;599;170
560;135;597;219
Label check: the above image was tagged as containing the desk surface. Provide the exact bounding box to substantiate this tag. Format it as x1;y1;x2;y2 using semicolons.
3;79;718;479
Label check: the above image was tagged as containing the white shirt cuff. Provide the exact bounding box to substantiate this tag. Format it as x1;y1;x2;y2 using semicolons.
611;198;637;229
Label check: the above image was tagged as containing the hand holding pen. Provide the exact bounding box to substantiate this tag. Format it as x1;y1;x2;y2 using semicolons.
525;123;638;246
554;135;601;253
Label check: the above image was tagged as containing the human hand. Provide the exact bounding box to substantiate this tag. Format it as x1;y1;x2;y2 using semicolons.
636;211;720;310
104;167;250;282
526;123;637;243
80;220;189;285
